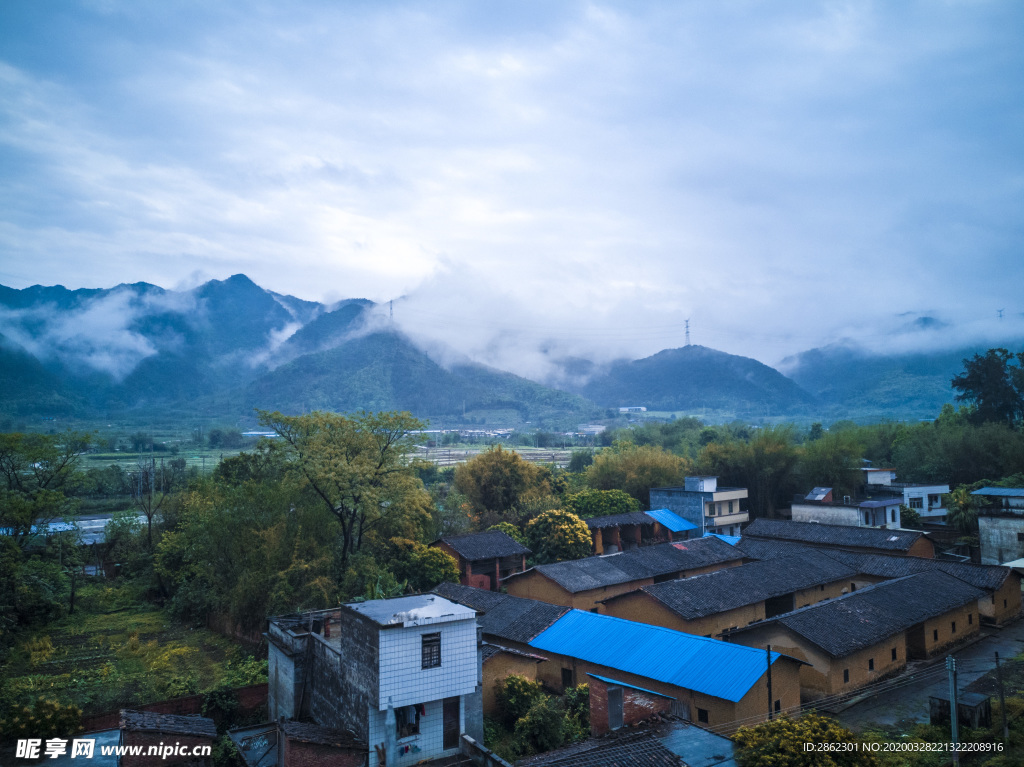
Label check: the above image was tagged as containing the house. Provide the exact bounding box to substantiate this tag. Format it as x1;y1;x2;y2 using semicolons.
789;488;903;529
481;644;547;716
434;583;803;734
432;531;532;591
741;518;935;558
118;710;217;767
586;509;697;555
898;484;949;520
266;595;483;767
862;467;897;487
229;721;366;767
598;553;857;638
524;610;803;735
736;538;1023;626
723;571;984;700
649;477;749;538
972;487;1024;565
502;538;745;611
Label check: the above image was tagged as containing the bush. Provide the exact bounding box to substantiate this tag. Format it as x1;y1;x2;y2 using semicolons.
733;713;879;767
487;522;526;544
564;683;589;738
0;697;83;744
496;674;545;728
563;489;639;518
525;510;591;564
514;696;567;756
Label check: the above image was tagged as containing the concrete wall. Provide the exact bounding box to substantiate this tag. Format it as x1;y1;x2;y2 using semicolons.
649;488;710;536
791;504;863;526
979;516;1024;565
307;613;379;741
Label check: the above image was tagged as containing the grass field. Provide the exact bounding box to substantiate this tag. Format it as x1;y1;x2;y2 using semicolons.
3;581;265;716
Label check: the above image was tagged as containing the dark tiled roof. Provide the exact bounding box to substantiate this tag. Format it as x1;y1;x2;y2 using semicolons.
433;582;568;643
437;531;531;560
824;550;1012;591
120;710;217;738
743;518;926;552
728;571;984;657
481;642;547;664
585;511;655;530
637;555;857;619
734;537;818;561
517;732;682;767
520;539;743;594
281;721;365;749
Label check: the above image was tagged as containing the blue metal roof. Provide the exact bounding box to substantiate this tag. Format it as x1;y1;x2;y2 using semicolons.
972;487;1024;498
586;673;676;699
645;508;697;532
703;532;740;546
528;610;780;703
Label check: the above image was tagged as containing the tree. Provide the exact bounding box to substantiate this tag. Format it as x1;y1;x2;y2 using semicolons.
495;674;546;727
131;458;173;549
258;410;429;573
385;537;459;592
952;348;1024;427
453;445;551;525
525;510;591;564
585;442;690;507
698;427;800;519
487;522;527;544
799;431;864;500
0;431;89;550
733;713;879;767
945;486;979;534
563;488;640;518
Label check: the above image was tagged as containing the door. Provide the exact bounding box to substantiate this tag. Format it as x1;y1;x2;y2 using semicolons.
608;687;624;731
443;696;460;751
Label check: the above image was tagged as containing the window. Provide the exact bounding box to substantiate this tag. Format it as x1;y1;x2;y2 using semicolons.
421;633;441;669
562;668;574;689
1005;599;1009;608
728;501;734;514
864;512;870;525
933;629;939;641
396;704;422;738
868;658;874;671
891;509;896;523
851;583;857;592
910;497;923;509
697;708;709;724
774;700;781;713
892;648;897;661
819;585;825;592
843;669;849;684
969;613;973;625
951;621;956;634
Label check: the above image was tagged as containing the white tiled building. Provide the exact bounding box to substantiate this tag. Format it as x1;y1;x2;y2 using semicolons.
266;595;483;767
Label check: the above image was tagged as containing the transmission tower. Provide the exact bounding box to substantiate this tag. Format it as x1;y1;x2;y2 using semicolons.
685;319;691;347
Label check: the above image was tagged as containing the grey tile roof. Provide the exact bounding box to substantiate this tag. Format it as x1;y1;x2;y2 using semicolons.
281;721;365;748
517;731;682;767
743;518;926;552
120;710;217;738
433;582;568;643
636;555;858;619
481;642;547;664
520;539;744;594
437;530;532;560
727;571;984;657
739;537;1013;594
585;511;655;530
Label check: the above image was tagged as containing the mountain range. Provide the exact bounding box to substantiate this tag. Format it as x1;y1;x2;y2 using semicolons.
0;275;1010;427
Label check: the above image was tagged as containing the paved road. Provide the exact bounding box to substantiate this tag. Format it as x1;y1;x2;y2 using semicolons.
836;619;1024;731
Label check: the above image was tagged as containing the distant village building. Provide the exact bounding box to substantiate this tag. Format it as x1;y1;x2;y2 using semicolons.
789;487;903;529
741;518;935;558
618;406;647;413
973;487;1024;565
723;572;984;700
598;552;857;638
898;483;949;520
502;538;744;611
431;531;531;591
266;595;483;767
649;477;749;538
585;508;697;555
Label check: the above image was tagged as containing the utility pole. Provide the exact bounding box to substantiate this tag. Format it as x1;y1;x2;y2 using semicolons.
947;656;959;767
996;652;1008;741
766;644;774;720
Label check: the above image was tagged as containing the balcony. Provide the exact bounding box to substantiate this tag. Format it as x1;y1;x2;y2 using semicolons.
705;512;749;528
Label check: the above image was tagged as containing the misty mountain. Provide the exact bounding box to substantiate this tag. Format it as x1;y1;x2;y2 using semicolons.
567;345;816;416
244;330;597;423
779;342;1024;420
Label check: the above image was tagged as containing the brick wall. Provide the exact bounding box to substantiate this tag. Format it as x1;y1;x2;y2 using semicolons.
284;738;365;767
588;677;672;736
120;731;213;767
81;684;268;733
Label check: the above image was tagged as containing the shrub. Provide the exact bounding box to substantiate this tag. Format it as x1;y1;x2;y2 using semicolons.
514;696;567;756
525;510;591;564
496;674;545;728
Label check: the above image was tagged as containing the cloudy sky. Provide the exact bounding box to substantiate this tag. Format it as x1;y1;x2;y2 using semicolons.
1;1;1022;371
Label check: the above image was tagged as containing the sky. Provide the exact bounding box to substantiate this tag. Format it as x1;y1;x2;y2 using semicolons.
1;0;1022;375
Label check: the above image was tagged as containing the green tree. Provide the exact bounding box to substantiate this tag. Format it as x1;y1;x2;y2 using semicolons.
951;348;1024;427
514;696;568;756
799;431;864;500
563;488;640;518
258;410;429;572
495;674;546;728
453;445;552;526
586;442;690;507
385;537;459;591
733;713;880;767
487;522;527;544
945;486;979;534
525;510;591;564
